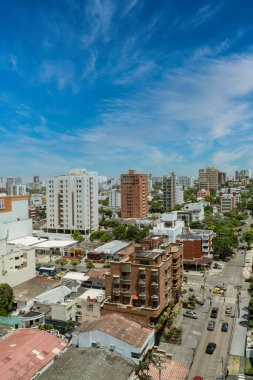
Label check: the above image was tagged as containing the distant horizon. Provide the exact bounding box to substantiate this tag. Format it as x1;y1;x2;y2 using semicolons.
1;1;253;177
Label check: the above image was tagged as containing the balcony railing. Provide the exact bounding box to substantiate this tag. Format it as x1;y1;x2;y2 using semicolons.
138;279;146;285
121;276;131;283
113;288;120;294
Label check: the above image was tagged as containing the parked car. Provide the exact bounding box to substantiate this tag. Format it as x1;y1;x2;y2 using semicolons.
183;310;198;319
213;288;224;294
210;307;219;318
221;322;228;332
207;321;215;331
205;342;217;354
225;305;232;315
194;377;203;380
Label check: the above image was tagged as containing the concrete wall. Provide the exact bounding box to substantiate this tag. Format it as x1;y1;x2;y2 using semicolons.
72;329;155;363
0;219;32;240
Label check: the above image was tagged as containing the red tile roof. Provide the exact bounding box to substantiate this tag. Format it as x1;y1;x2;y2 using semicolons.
0;329;67;380
146;357;188;379
87;269;107;279
79;314;153;348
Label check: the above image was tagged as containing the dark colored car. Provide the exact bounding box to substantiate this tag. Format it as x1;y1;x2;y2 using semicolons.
207;321;215;331
205;342;217;354
210;307;219;318
221;322;228;332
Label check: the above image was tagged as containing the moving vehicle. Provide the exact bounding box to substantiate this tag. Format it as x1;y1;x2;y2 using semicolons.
225;305;232;315
183;310;198;319
221;322;228;332
210;307;219;318
207;321;215;331
205;342;217;354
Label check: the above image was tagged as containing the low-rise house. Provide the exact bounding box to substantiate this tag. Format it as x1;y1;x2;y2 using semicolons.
0;329;68;380
76;288;105;322
152;212;184;243
0;238;36;287
38;346;136;380
177;227;213;266
72;313;155;363
83;268;107;289
87;240;134;261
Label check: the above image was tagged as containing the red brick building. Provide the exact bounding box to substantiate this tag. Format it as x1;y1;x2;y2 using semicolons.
121;170;148;218
103;242;183;324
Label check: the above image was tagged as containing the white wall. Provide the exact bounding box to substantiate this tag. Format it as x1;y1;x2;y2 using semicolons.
72;329;155;364
0;219;32;241
0;199;28;223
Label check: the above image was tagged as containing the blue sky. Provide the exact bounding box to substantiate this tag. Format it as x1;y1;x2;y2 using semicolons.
1;0;253;179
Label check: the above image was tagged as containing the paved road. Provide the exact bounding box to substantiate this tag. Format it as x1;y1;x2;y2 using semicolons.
188;301;232;379
186;247;251;379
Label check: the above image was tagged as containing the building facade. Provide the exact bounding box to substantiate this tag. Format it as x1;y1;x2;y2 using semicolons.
0;195;32;241
121;170;148;218
198;167;219;190
0;238;35;287
103;242;183;324
108;189;121;208
220;193;238;212
163;173;184;211
178;176;194;190
46;169;98;234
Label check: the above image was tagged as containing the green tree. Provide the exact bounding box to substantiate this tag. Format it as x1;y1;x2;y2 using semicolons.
113;224;127;240
100;233;112;243
0;283;14;316
71;230;84;244
70;259;81;270
172;204;183;211
86;262;95;269
38;209;46;219
243;229;253;249
90;230;106;242
55;258;69;270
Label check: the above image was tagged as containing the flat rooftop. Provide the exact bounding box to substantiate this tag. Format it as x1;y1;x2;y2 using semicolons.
8;236;47;246
135;251;161;260
94;240;130;255
0;329;67;380
38;347;135;380
35;240;76;249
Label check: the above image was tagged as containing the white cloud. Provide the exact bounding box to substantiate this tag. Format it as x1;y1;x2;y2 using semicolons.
38;60;78;92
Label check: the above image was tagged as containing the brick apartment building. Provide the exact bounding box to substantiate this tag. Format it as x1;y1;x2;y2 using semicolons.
120;170;148;218
103;241;183;324
176;227;213;266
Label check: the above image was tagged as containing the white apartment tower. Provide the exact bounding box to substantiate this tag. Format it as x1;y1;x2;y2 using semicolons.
46;169;98;234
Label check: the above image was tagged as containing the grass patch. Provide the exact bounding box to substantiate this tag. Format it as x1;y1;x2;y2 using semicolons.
227;355;241;375
245;357;253;375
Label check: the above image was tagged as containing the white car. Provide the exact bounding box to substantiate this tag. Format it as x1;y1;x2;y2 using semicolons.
183;310;198;319
246;258;251;263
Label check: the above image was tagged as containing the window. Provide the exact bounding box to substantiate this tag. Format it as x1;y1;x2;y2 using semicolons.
131;352;141;359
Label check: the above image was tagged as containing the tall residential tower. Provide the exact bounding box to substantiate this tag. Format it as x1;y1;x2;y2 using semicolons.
121;170;148;218
46;169;98;234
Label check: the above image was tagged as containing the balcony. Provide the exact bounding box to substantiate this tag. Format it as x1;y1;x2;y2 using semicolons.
113;288;120;294
151;294;159;299
151;281;158;287
139;293;146;299
138;279;146;286
121;288;131;295
112;276;120;284
121;276;131;283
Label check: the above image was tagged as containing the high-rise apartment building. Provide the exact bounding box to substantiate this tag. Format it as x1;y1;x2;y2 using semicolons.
108;189;121;208
178;176;194;189
163;173;184;211
218;172;227;186
120;170;148;218
163;173;176;211
235;169;252;180
46;169;98;234
198;167;219;190
103;241;183;324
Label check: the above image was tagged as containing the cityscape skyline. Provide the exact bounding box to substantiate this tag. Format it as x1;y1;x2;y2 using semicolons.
1;1;253;177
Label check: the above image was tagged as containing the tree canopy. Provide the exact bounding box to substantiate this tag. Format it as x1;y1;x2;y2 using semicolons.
0;283;14;316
